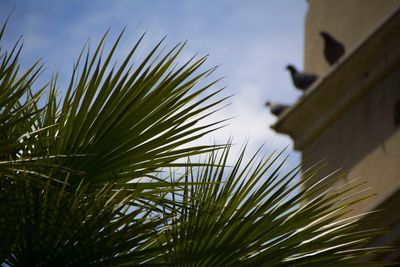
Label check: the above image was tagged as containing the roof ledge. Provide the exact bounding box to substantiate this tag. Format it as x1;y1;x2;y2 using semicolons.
272;6;400;150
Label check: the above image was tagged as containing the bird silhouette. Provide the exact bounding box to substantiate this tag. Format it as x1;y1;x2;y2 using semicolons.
286;64;318;91
320;31;345;65
265;101;290;117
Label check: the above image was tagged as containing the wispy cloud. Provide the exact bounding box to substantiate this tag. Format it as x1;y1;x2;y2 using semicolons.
0;0;306;161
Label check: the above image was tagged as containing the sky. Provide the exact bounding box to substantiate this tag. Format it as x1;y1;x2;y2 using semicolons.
0;0;308;165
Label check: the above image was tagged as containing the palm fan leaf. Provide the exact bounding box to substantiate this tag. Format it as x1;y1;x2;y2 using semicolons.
0;17;48;177
0;175;166;266
158;146;394;266
48;30;229;185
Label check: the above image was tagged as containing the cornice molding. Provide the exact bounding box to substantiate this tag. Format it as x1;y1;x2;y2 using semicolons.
272;6;400;150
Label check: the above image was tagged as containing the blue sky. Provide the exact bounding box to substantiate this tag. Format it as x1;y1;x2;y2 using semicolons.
1;0;307;162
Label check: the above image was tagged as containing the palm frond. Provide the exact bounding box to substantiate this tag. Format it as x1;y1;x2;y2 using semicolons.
0;175;165;266
0;18;47;177
159;146;394;266
47;31;228;185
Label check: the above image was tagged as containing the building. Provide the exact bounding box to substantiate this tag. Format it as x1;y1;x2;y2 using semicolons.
272;0;400;261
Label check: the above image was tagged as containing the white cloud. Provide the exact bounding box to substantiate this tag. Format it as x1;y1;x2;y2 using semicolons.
1;0;306;164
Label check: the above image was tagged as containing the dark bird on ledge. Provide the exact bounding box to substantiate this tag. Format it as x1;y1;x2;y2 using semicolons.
286;64;318;91
265;101;290;117
320;31;345;65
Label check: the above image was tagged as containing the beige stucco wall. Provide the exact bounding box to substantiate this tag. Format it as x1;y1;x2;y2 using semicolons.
304;0;400;74
273;1;400;214
302;64;400;213
299;2;400;257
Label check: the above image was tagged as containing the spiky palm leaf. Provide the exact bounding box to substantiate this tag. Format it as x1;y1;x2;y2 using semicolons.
2;19;229;187
0;18;46;176
47;31;229;186
0;175;166;266
158;147;393;266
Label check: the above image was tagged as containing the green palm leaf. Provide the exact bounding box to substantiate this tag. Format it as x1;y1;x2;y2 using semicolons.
0;175;165;266
0;17;48;177
159;147;394;266
48;31;228;185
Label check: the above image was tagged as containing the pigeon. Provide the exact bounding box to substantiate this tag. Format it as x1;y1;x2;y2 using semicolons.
320;31;345;65
265;101;290;117
286;64;318;91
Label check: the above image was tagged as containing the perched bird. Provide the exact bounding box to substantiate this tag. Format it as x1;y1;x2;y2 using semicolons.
265;101;290;117
286;64;318;91
320;31;345;65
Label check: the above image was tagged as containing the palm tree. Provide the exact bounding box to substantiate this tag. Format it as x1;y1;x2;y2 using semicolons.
0;18;395;266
